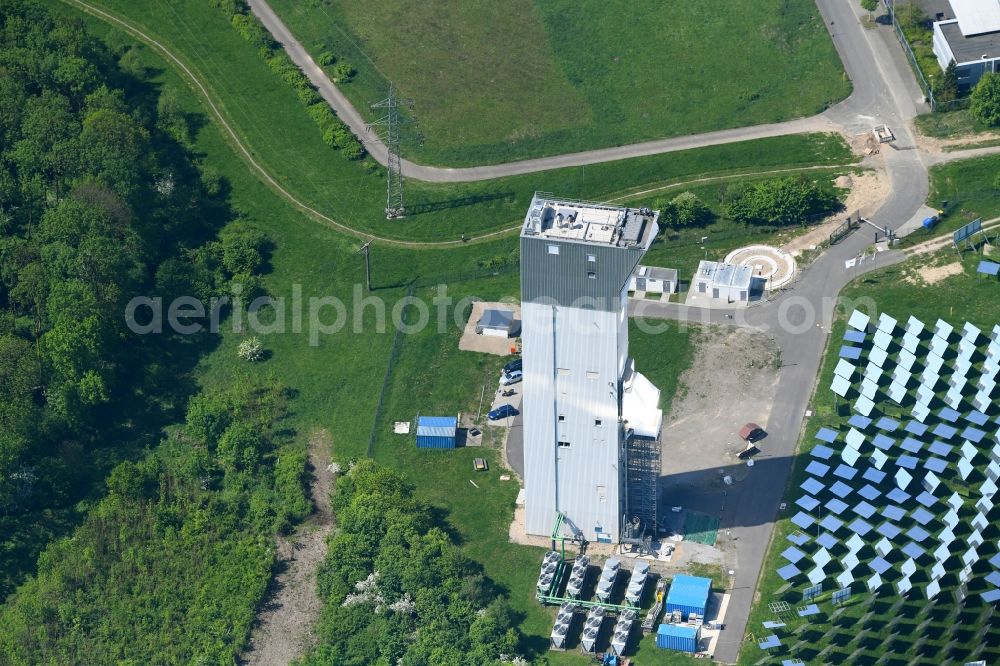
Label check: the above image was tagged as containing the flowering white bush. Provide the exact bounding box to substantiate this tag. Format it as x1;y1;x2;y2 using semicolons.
237;336;264;361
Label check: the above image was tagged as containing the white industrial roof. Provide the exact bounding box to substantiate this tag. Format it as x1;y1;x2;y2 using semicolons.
951;0;1000;36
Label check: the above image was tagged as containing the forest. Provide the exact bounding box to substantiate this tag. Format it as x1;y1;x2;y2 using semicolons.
299;460;524;666
0;0;307;663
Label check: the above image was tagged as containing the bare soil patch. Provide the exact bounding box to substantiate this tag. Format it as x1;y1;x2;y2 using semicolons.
782;170;890;258
660;327;780;505
240;430;335;666
907;261;964;286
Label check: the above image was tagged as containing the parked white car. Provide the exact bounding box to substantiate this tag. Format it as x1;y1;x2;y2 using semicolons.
500;369;523;386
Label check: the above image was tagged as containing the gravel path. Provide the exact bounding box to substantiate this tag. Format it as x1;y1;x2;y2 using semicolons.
240;431;335;666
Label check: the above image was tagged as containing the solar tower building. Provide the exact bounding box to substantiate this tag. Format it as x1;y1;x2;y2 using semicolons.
520;193;664;543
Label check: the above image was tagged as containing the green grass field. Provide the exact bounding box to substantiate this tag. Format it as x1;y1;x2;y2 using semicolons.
915;110;990;139
33;3;707;663
268;0;850;165
896;154;1000;248
68;0;855;243
738;250;1000;665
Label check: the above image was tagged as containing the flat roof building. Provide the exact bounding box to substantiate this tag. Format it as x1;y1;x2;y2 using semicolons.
630;265;678;295
932;0;1000;88
692;260;754;303
475;308;518;337
520;193;664;544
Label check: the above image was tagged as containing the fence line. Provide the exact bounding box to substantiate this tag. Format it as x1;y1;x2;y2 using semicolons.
884;0;937;110
366;284;414;457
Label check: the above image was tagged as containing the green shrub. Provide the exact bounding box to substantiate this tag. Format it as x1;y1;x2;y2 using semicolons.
726;176;839;226
297;85;322;106
231;14;272;51
317;51;336;67
331;62;355;83
971;73;1000;127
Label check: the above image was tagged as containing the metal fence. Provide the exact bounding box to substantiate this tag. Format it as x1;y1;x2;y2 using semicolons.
883;0;937;109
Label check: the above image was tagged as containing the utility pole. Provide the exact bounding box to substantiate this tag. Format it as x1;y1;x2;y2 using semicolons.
369;84;413;219
358;239;373;291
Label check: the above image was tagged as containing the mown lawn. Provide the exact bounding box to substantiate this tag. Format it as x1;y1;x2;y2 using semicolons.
915;110;990;139
899;154;1000;247
738;250;1000;665
64;0;855;243
269;0;849;165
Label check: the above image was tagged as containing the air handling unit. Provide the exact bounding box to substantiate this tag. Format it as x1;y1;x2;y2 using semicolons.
520;193;664;544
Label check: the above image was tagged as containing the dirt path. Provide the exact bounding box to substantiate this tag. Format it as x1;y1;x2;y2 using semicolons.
240;430;335;666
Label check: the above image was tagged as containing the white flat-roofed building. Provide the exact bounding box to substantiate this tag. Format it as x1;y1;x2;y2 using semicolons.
693;260;754;303
520;193;664;543
933;0;1000;88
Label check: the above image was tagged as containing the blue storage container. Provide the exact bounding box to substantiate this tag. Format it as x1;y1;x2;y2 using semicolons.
665;574;711;619
415;416;458;449
656;623;698;652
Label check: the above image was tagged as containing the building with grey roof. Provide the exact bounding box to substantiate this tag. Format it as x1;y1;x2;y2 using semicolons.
519;193;664;543
932;0;1000;88
692;260;754;303
629;265;678;295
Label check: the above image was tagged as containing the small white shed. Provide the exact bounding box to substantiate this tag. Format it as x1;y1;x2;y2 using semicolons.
630;265;678;294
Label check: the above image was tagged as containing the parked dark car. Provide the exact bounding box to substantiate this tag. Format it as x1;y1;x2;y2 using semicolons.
503;357;522;375
488;404;519;420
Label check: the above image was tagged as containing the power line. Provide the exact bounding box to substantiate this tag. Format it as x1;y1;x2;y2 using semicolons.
368;84;413;219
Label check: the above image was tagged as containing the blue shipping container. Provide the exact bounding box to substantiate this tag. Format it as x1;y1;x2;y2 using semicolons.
665;574;711;619
656;624;698;652
416;416;457;449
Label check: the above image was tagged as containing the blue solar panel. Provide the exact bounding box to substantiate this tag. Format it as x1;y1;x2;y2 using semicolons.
887;488;911;504
798;604;820;617
911;507;935;525
924;457;948;473
849;519;873;536
811;444;835;460
870;557;891;575
816;427;838;443
759;634;782;649
820;515;844;532
844;330;866;343
791;512;815;529
863;467;886;484
928;441;953;456
858;485;880;501
777;564;801;581
834;464;858;480
796;495;820;511
848;415;873;429
854;501;876;518
782;546;806;564
882;505;906;521
978;260;1000;276
907;526;930;542
788;532;810;547
916;491;937;507
900;437;923;453
830;481;853;498
806;461;830;477
816;532;838;549
962;426;986;443
903;542;926;560
801;478;824;495
827;498;849;515
839;346;862;360
933;423;958;439
967;410;989;426
877;522;902;539
873;434;895;450
904;421;929;436
897;455;919;469
876;417;900;431
939;408;961;423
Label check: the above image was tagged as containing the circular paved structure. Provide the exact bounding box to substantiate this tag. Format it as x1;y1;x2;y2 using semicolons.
724;245;797;291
